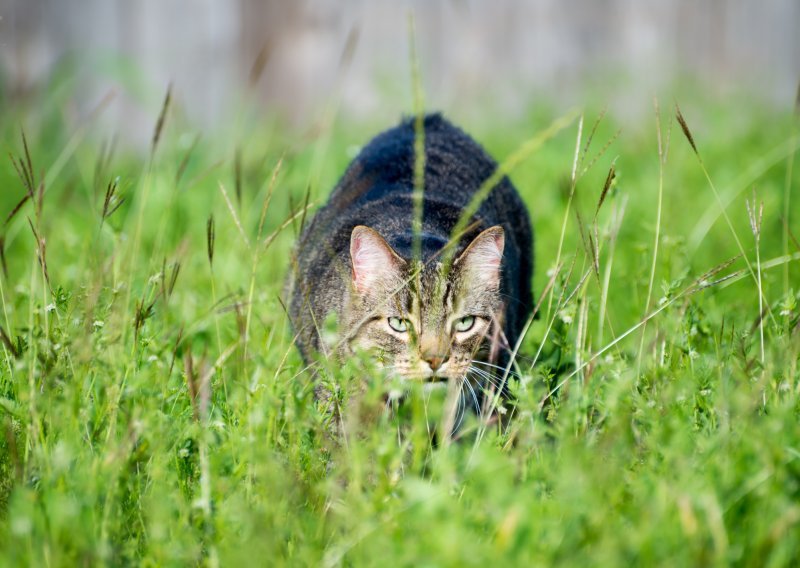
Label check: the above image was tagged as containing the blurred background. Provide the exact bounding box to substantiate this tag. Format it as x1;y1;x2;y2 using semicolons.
1;0;798;145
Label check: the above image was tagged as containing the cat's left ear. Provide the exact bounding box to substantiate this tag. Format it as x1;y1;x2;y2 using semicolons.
350;225;405;294
455;226;504;289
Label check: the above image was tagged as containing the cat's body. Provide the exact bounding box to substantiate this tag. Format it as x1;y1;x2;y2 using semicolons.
287;114;533;406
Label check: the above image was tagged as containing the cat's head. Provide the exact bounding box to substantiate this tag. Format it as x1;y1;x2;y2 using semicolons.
342;224;505;384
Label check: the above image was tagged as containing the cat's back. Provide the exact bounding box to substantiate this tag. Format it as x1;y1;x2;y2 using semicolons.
296;114;526;255
327;114;503;215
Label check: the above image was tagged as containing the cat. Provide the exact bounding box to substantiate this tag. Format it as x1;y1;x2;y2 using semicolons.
286;114;533;420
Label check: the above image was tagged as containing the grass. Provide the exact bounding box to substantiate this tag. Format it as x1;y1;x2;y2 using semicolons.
0;75;799;566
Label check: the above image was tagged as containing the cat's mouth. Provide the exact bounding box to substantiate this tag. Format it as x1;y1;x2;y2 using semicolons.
425;375;448;383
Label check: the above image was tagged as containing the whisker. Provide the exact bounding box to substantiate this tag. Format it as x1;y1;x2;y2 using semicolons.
472;361;521;379
470;360;519;375
465;378;480;415
468;366;505;391
468;366;495;385
454;378;468;433
468;365;513;425
488;349;539;365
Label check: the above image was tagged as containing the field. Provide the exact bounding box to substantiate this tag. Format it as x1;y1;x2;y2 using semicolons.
0;79;799;566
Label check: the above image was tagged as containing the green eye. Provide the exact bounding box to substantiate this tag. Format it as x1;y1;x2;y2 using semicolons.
388;317;408;332
454;316;476;333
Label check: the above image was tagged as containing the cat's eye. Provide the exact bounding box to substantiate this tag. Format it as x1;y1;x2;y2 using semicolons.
388;317;409;333
454;316;476;333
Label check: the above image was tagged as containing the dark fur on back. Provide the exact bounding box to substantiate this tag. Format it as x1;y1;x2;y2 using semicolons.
288;114;534;364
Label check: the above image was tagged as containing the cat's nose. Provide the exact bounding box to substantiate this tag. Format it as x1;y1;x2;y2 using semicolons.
420;334;448;372
423;354;446;372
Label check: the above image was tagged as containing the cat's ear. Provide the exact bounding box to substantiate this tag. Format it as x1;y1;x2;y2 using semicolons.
350;226;405;294
455;226;504;289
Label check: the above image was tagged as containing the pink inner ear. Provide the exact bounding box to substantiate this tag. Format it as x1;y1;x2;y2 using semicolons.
459;228;504;289
470;234;503;269
350;227;398;293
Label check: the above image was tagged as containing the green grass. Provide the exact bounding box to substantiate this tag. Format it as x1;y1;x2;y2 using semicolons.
0;79;799;566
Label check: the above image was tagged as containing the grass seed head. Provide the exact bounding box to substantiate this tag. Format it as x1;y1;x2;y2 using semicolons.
151;83;173;156
675;104;698;155
234;147;242;205
248;41;273;87
339;26;360;72
207;215;216;268
795;78;800;116
6;129;38;225
101;177;125;223
596;163;616;216
746;189;764;242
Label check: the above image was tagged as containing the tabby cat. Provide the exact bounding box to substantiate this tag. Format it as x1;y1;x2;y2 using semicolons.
287;114;533;416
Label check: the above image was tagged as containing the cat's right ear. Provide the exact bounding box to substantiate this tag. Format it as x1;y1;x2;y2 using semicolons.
350;226;404;294
454;225;504;290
